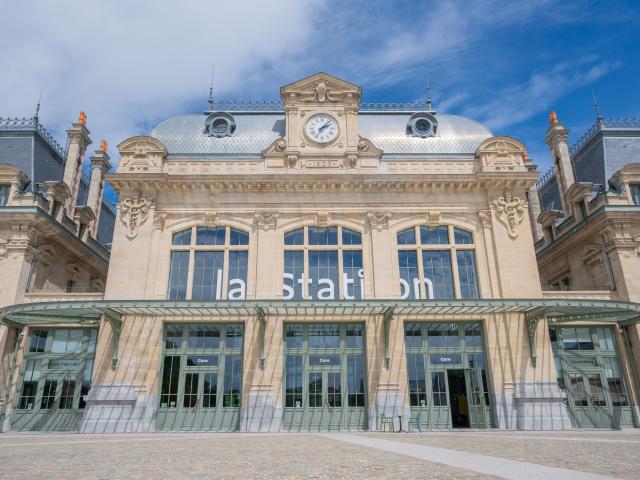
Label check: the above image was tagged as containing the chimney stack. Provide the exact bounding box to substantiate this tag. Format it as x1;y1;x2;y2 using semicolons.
63;111;92;217
545;111;575;217
87;139;111;237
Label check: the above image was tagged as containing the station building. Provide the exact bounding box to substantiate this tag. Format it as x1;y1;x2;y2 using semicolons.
1;73;639;433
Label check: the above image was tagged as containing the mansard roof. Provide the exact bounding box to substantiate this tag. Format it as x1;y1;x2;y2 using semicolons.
150;111;492;158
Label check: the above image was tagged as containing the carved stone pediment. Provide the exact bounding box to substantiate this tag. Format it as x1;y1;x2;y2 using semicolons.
280;72;362;108
117;136;167;173
476;136;526;171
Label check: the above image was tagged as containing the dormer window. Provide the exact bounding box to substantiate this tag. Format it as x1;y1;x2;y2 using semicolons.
407;113;438;138
204;112;236;138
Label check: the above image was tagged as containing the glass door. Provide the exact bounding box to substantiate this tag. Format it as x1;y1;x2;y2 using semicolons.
13;328;97;432
283;323;367;431
566;371;612;428
157;323;243;431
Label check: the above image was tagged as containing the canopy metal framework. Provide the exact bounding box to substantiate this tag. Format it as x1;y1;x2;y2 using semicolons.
2;299;640;369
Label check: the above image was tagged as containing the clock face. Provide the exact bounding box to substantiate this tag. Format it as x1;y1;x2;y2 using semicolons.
305;115;338;143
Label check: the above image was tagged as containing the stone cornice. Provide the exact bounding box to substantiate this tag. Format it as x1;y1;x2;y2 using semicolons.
106;172;539;194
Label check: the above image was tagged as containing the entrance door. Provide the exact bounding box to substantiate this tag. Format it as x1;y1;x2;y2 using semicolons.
566;372;613;428
447;370;469;428
283;323;367;431
405;322;491;430
307;370;343;430
157;324;243;431
12;328;97;432
550;326;634;429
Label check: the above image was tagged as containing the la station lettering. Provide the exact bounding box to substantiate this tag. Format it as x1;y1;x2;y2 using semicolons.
208;268;437;300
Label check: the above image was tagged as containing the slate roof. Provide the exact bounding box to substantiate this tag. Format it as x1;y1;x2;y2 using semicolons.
150;112;493;157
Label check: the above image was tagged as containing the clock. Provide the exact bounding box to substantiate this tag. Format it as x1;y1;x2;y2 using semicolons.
305;115;338;143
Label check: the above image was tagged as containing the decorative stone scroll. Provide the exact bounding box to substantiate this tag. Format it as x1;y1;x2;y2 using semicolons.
254;212;279;230
490;192;527;239
367;212;391;231
120;195;151;239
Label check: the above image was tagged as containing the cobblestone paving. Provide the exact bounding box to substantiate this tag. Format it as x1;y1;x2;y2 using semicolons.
0;431;636;479
0;433;500;480
368;430;640;480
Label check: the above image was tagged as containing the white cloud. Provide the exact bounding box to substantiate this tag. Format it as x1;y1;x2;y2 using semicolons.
464;57;622;130
0;0;322;163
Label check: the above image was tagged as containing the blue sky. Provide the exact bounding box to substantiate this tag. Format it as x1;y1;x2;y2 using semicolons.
2;0;639;174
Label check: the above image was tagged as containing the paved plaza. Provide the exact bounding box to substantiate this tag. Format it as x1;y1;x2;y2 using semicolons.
0;430;639;480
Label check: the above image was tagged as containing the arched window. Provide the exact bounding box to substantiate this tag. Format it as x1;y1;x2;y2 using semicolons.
283;226;363;300
167;226;249;300
396;225;479;299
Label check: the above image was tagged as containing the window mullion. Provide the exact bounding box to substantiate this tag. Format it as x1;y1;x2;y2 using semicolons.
186;249;195;300
451;244;462;299
416;246;426;299
337;245;344;300
304;246;309;300
221;248;229;300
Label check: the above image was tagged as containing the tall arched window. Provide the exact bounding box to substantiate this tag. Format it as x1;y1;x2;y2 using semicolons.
167;226;249;300
283;226;363;300
396;225;479;299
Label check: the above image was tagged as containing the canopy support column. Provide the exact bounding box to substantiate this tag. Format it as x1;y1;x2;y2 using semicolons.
525;307;546;368
257;307;266;369
103;309;122;370
383;306;394;369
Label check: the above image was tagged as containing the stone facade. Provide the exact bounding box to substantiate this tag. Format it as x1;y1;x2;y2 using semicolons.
2;74;638;433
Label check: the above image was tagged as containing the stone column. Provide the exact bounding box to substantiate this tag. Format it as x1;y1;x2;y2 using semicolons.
87;141;111;237
63;112;92;218
545;112;575;218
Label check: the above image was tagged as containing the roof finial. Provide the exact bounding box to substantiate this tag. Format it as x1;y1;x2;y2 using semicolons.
34;89;43;123
592;89;604;125
207;64;215;112
425;73;433;112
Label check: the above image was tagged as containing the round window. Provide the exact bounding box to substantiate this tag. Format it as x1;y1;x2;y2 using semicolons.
414;119;431;135
212;118;229;135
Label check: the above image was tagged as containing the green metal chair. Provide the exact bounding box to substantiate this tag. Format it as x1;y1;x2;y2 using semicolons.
408;411;422;432
378;413;393;432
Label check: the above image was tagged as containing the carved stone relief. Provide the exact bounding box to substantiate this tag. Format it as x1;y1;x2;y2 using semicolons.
490;192;527;239
367;212;391;231
425;211;441;226
315;212;332;227
202;212;217;226
120;195;152;239
477;210;492;228
153;211;167;230
254;212;279;230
